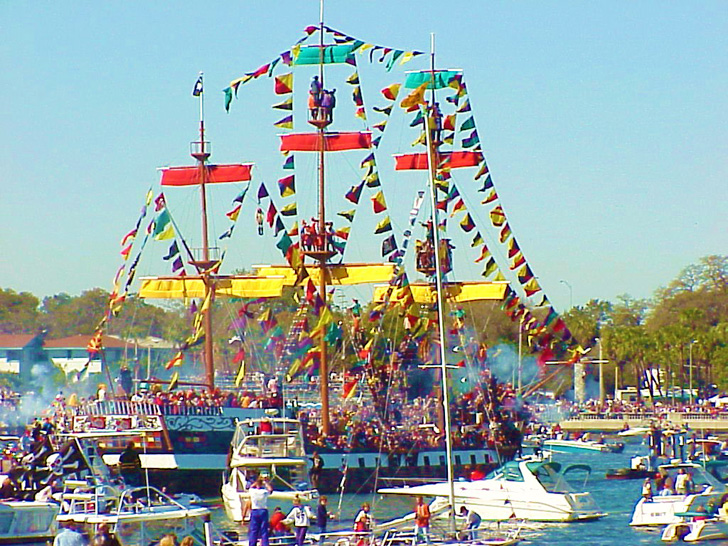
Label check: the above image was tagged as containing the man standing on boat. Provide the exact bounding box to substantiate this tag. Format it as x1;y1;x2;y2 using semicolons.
309;451;324;489
119;440;142;487
458;506;481;541
414;496;431;544
248;477;273;546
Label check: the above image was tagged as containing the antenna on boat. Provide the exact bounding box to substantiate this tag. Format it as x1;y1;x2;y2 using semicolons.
191;71;216;391
424;32;457;535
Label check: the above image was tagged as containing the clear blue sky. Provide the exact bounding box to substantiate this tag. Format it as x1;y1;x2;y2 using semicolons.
1;1;726;312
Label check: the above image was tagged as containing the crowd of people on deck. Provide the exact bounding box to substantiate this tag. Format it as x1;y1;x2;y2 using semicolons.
300;218;338;253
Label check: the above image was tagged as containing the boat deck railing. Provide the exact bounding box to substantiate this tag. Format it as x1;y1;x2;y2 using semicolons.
235;433;306;459
73;400;225;416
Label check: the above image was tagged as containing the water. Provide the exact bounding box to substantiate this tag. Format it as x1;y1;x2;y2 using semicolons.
207;445;689;546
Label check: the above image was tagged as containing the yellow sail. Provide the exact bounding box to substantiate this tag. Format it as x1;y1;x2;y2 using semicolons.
139;276;285;299
252;264;394;286
373;281;507;304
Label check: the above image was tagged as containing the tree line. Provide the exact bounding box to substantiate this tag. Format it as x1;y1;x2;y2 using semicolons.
1;255;726;393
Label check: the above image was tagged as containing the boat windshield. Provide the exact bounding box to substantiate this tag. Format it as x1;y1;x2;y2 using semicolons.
526;461;576;493
656;464;725;493
485;461;525;482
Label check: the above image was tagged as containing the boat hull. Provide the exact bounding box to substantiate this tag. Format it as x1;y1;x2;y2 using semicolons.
662;519;728;542
630;494;723;527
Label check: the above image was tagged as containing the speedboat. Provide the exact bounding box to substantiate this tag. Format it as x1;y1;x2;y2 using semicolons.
378;455;605;522
57;480;211;545
661;516;728;542
630;461;726;526
543;438;624;454
606;455;660;480
221;417;317;523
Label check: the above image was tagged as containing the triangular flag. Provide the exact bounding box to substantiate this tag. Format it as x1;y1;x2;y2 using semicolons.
381;83;401;101
273;97;294;110
500;223;512;243
459;213;475;232
371;190;387;213
337;209;355;221
278;175;296;197
489;205;506;227
274;73;293;95
481;190;498;205
280;202;298;216
345;181;365;204
274;115;293;129
226;204;242;221
374;216;392;234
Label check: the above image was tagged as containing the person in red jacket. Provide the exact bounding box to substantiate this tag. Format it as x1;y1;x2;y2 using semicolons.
269;507;288;537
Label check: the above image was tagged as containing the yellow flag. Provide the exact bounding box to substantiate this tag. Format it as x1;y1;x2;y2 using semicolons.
400;82;429;110
234;361;246;387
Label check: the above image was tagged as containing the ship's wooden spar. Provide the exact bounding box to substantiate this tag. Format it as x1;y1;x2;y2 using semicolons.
252;264;394;286
139;276;285;299
372;281;507;304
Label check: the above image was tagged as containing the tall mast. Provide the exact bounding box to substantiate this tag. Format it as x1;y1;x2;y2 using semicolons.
316;0;331;434
424;33;456;532
191;72;215;391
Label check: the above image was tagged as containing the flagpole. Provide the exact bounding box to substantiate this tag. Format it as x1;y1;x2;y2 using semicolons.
192;71;215;391
425;32;456;535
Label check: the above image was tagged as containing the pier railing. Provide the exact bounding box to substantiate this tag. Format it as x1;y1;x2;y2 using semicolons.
560;410;728;432
564;411;728;422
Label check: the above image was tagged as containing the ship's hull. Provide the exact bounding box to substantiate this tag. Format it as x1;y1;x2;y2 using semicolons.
72;404;511;495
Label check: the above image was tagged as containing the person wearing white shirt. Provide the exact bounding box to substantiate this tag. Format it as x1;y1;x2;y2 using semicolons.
284;495;315;546
247;477;273;546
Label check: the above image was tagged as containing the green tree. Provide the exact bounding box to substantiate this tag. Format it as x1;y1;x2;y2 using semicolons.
40;289;110;337
0;288;40;334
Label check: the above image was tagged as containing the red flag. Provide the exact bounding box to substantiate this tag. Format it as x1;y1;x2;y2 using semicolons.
394;151;483;171
161;164;253;186
267;202;277;227
280;132;372;152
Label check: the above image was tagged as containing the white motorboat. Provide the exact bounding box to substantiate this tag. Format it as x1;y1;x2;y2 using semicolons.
379;455;605;522
662;516;728;542
57;479;211;545
221;417;317;523
630;461;725;527
543;438;624;454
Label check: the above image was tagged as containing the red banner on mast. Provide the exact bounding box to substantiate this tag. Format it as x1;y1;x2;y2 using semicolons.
394;151;483;171
160;164;253;187
280;132;372;152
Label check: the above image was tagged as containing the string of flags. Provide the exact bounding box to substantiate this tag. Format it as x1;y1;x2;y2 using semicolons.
224;24;422;112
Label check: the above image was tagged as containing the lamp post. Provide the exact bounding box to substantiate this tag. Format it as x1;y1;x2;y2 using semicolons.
597;338;605;404
689;340;697;405
560;279;573;310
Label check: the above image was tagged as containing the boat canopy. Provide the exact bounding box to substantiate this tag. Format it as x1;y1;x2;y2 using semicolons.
525;460;562;474
373;282;506;304
139;276;285;299
293;44;356;65
252;264;394;286
404;69;462;89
